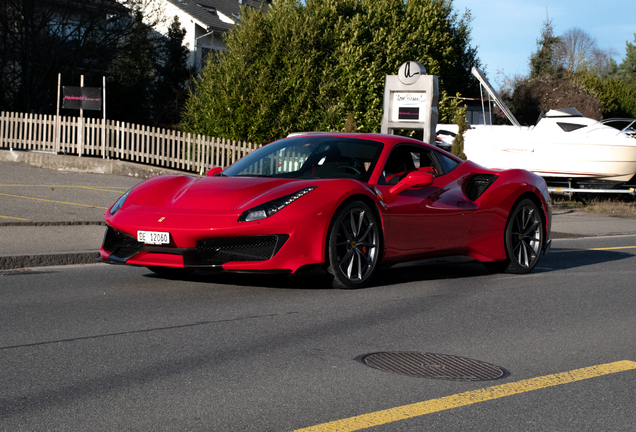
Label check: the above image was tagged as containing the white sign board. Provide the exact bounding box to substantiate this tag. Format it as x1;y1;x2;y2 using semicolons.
381;61;439;145
391;92;427;122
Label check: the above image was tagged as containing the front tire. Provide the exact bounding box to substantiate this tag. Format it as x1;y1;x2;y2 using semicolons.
485;198;544;274
327;201;380;289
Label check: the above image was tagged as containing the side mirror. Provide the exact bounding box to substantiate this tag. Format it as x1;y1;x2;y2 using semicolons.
206;167;223;177
389;171;434;195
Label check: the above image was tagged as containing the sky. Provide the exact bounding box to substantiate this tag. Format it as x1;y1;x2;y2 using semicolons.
450;0;636;89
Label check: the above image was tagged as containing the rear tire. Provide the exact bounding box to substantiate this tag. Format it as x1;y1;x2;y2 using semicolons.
327;201;380;289
484;198;544;274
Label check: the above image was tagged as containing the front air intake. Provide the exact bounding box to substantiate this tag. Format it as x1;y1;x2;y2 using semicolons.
196;235;288;264
103;226;143;260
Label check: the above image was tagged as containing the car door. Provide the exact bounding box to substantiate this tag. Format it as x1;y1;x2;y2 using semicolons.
376;144;476;260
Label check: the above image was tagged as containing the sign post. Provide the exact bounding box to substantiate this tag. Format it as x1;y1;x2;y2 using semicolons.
102;76;106;159
55;73;61;153
380;61;439;145
79;75;84;157
61;76;104;157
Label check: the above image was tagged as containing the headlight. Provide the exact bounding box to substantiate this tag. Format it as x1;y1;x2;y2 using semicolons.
109;189;132;215
239;187;317;222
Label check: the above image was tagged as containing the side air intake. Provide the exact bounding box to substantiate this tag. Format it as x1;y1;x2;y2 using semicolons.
465;174;498;201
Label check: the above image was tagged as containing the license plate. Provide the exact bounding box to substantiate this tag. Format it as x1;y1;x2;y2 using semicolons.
137;231;170;245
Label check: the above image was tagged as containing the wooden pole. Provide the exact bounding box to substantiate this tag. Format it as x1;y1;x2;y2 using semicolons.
55;73;61;153
79;75;84;157
102;76;106;159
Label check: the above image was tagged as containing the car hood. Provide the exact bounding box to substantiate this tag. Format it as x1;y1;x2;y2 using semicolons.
126;175;317;213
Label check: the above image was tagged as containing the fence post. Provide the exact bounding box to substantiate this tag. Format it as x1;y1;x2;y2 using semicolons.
37;114;42;150
115;121;121;159
106;119;112;159
170;128;176;168
8;111;13;149
25;113;31;150
150;126;156;165
185;132;190;172
10;112;17;149
57;114;62;154
16;112;21;149
124;122;130;161
0;112;5;149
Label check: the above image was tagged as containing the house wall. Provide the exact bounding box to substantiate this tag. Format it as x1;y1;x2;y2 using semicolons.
152;2;228;72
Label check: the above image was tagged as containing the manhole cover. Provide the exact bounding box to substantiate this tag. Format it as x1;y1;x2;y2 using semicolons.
362;352;507;381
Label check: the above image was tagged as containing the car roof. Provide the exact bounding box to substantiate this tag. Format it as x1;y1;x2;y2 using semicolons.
285;132;432;147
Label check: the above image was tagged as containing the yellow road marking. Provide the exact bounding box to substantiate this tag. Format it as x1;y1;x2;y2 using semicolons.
0;193;108;210
0;215;30;221
0;184;128;193
553;246;636;252
295;360;636;432
587;246;636;251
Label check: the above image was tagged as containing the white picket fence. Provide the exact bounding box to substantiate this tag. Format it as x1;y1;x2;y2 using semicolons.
0;111;260;173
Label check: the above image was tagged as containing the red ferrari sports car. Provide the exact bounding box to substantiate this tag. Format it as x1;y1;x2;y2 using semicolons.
101;132;552;288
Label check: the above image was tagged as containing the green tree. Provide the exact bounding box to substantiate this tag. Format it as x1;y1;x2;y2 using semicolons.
575;73;636;118
182;0;480;143
108;9;158;124
152;16;193;127
344;113;357;132
529;18;562;79
334;0;480;132
618;34;636;85
450;104;467;160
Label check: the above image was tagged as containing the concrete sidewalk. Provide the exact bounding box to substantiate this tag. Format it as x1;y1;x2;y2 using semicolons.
0;222;106;270
551;210;636;238
1;150;635;270
0;150;186;270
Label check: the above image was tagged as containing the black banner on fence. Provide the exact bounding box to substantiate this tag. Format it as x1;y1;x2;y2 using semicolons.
62;87;102;110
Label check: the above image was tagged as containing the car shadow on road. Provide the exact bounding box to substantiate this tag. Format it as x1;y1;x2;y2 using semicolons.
142;259;493;290
142;248;633;289
144;267;336;290
536;247;634;271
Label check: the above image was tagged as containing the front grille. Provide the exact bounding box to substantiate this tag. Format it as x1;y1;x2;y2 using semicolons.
196;235;287;264
103;228;289;267
103;227;143;260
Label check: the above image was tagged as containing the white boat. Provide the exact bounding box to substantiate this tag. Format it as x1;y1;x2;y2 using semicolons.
437;68;636;188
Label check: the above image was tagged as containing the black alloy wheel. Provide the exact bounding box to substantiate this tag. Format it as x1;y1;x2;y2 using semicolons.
327;201;380;289
484;198;544;274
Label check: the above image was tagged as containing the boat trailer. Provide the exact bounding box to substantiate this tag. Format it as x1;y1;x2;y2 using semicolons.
548;186;635;196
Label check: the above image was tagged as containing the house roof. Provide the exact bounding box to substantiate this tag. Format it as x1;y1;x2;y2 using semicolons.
165;0;270;32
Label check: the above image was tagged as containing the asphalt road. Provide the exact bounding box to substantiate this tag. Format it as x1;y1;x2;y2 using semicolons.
0;160;142;223
2;233;636;431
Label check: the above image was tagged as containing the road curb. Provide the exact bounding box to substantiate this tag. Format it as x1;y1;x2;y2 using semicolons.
0;252;100;270
0;221;105;227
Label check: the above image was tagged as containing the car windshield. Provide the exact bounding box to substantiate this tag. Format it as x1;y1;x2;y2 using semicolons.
222;136;384;181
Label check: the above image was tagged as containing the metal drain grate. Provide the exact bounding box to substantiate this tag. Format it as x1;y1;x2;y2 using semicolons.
362;352;507;381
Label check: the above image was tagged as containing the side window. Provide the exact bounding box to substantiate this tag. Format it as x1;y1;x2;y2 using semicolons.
434;150;462;174
380;145;440;185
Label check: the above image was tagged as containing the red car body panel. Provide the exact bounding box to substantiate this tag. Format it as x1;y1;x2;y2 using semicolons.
101;133;552;274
